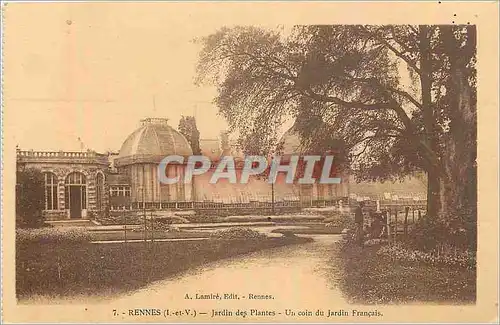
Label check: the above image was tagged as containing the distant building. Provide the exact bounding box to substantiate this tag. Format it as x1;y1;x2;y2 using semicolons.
16;149;109;220
348;174;427;202
16;117;348;220
114;117;194;204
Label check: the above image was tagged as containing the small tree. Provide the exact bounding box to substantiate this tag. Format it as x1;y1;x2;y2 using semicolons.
178;116;202;155
16;168;45;228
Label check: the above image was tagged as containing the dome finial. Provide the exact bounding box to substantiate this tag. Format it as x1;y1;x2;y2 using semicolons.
141;117;169;126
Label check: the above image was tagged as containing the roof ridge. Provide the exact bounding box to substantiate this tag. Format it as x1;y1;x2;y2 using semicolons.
149;124;163;155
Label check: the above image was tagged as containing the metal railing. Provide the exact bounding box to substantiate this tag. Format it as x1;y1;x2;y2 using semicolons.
109;197;346;212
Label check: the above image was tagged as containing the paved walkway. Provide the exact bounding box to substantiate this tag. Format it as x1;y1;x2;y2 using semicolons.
108;234;346;321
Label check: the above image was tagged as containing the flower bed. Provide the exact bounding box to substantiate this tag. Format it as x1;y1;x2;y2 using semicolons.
209;227;267;240
335;237;476;304
16;228;91;245
377;243;476;269
183;214;226;224
141;220;182;232
97;214;143;225
323;212;355;229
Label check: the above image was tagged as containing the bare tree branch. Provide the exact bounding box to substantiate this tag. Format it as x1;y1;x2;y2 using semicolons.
362;26;422;75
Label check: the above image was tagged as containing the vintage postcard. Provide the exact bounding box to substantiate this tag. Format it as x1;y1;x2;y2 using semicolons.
1;1;498;323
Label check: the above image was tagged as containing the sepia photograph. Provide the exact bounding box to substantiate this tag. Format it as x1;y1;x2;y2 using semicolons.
1;1;498;323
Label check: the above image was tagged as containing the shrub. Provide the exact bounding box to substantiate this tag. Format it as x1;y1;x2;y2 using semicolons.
184;214;225;224
16;228;91;245
143;221;170;231
223;215;269;222
16;168;45;228
364;238;387;246
143;220;183;231
377;242;476;269
87;211;97;220
153;216;190;224
97;214;143;225
338;229;357;250
280;230;297;238
324;213;355;230
209;227;266;240
408;216;472;251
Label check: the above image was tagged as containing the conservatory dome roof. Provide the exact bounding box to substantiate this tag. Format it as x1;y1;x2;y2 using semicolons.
115;118;193;166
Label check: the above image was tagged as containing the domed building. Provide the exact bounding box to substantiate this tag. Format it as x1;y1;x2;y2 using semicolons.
114;118;193;205
15;116;352;221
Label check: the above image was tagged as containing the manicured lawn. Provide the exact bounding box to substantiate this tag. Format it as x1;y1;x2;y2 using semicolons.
88;230;210;241
335;242;476;304
223;214;325;222
271;225;343;235
17;236;312;300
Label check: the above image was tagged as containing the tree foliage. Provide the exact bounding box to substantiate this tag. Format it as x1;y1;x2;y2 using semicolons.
196;26;406;177
196;24;477;232
16;168;45;228
178;115;202;155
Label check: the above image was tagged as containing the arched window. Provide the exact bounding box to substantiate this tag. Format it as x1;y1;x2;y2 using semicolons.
65;172;86;185
44;172;58;210
96;172;104;211
65;172;87;210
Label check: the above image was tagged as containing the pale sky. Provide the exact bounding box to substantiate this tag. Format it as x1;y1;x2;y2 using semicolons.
4;3;235;152
2;3;431;154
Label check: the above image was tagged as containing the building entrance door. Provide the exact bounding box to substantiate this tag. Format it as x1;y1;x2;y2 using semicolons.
65;172;87;219
69;186;82;219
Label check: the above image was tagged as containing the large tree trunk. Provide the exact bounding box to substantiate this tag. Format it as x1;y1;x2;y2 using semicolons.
427;167;442;218
418;25;476;251
438;26;477;249
419;25;442;218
